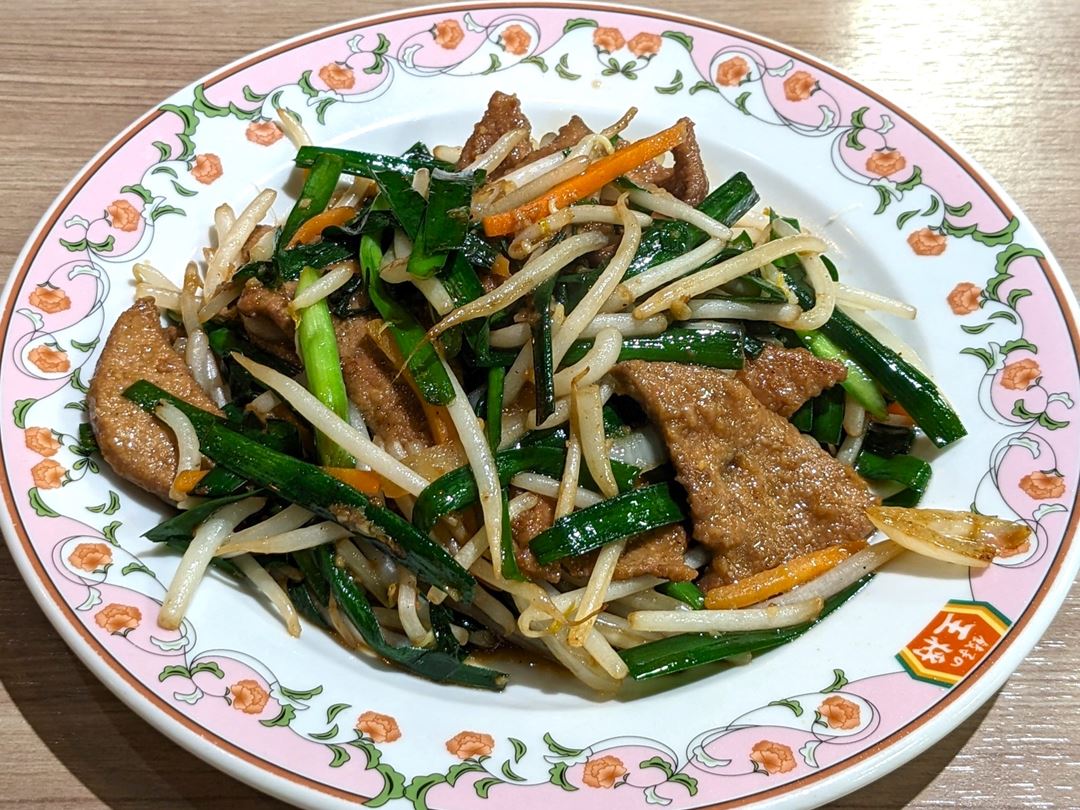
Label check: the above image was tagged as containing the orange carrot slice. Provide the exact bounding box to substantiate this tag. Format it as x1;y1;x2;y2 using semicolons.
172;469;207;496
491;253;511;278
481;120;689;237
704;546;852;610
323;467;383;496
886;401;914;424
286;206;358;248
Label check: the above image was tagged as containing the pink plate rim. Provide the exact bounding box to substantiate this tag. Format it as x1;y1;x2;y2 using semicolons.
1;2;1078;808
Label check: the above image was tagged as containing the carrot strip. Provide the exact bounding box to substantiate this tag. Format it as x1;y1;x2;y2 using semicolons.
704;546;852;610
379;476;409;500
491;253;511;278
422;403;455;445
286;206;357;248
886;401;914;424
323;467;383;496
172;469;207;496
481;120;689;237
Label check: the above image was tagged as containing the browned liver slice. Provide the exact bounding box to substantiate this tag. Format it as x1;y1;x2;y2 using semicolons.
455;91;534;178
511;493;696;584
88;299;222;501
736;344;847;418
609;361;875;585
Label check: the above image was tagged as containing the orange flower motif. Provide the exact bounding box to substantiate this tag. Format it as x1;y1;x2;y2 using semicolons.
818;695;861;730
245;120;283;146
31;459;66;489
68;542;113;572
230;679;270;714
28;345;70;374
865;148;907;177
783;70;816;101
445;731;495;759
319;62;356;91
95;603;141;634
24;427;61;457
433;19;465;49
1019;471;1066;500
1000;358;1041;390
29;285;71;314
582;755;627;788
356;711;401;743
592;27;625;53
750;740;796;774
500;24;531;56
716;56;750;87
190;153;223;185
947;282;981;314
908;228;947;256
627;32;662;58
106;199;141;232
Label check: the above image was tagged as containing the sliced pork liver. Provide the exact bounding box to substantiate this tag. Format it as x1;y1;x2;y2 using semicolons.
609;361;875;585
562;524;696;583
659;117;708;206
237;281;431;454
455;91;534;177
334;317;432;456
236;279;300;366
736;344;847;417
624;117;709;206
88;299;222;501
510;494;695;583
528;115;592;162
510;495;564;582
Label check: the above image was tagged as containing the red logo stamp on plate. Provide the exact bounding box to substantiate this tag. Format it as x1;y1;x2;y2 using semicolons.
897;599;1011;687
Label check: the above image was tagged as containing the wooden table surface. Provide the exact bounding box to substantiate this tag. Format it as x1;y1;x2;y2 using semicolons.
1;0;1077;806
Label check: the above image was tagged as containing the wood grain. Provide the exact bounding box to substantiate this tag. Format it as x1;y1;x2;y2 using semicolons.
1;0;1077;807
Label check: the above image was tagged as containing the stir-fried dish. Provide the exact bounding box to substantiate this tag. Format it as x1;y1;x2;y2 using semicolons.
87;93;1030;692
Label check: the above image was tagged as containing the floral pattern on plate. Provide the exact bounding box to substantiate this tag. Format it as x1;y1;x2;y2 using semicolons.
2;5;1077;809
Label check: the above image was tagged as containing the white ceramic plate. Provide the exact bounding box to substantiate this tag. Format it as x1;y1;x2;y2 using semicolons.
3;3;1078;808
